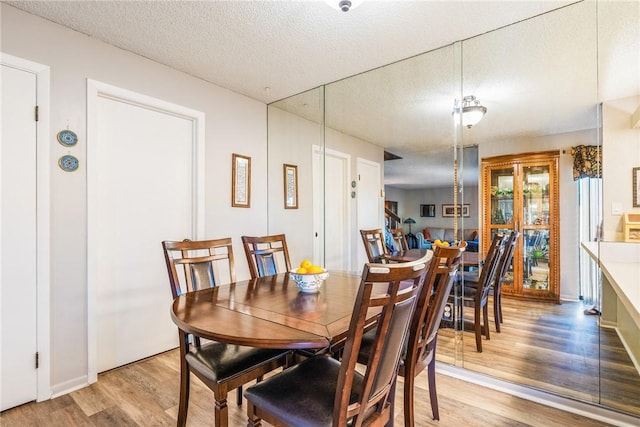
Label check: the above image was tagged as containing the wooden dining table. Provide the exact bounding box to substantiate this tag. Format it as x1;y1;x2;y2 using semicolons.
385;248;482;268
170;271;381;351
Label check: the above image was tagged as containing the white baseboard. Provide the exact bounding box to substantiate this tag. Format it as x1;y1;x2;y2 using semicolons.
437;363;640;427
50;375;90;399
605;324;640;376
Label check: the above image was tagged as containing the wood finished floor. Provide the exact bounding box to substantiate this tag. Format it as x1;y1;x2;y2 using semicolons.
2;297;638;426
436;297;640;417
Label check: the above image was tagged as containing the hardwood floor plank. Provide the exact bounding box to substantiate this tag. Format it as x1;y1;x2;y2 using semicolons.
71;381;116;417
88;406;137;427
2;296;638;426
437;297;640;418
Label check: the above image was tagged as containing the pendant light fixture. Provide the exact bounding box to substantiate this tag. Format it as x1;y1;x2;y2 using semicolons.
453;95;487;128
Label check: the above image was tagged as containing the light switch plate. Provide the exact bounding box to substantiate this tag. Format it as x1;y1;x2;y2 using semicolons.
611;202;622;216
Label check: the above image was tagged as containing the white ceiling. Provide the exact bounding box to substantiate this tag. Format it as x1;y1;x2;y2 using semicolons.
5;0;639;189
5;0;576;103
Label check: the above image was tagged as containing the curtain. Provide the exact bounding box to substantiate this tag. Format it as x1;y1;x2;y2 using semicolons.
571;145;601;180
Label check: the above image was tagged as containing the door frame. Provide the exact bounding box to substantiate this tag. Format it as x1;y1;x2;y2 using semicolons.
356;157;382;272
86;80;205;383
312;145;352;272
1;52;51;402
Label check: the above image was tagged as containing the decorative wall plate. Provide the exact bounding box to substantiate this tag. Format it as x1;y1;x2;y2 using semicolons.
58;155;79;172
57;130;78;147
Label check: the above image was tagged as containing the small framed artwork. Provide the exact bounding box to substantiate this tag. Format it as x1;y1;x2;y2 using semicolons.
442;203;470;217
284;163;298;209
232;153;251;208
420;204;436;217
633;167;640;207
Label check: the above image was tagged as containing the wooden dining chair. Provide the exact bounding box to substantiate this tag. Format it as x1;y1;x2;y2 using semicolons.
390;227;409;251
460;231;520;332
360;228;389;263
162;238;292;427
457;233;507;352
241;234;292;278
244;255;431;427
357;241;466;424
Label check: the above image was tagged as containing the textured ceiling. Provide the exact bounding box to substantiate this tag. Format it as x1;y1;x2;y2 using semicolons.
5;0;576;104
5;0;639;189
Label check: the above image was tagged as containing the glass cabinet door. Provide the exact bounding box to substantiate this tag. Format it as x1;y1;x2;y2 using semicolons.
521;164;551;291
489;167;515;226
487;166;517;291
482;152;559;302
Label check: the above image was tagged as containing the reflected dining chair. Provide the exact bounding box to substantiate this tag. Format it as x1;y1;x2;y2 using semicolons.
244;255;430;427
390;228;409;251
461;231;520;332
241;234;292;278
358;241;466;424
162;238;292;427
456;233;507;352
360;228;390;263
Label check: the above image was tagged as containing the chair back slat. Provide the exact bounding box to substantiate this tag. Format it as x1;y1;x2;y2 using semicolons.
477;233;508;302
390;228;409;251
162;238;235;298
414;241;467;361
360;228;389;263
336;253;432;426
494;231;520;290
241;234;292;279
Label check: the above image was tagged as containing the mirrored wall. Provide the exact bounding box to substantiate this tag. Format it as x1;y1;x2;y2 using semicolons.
268;0;639;418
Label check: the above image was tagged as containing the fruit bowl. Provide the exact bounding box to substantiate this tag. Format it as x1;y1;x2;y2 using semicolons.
289;269;329;293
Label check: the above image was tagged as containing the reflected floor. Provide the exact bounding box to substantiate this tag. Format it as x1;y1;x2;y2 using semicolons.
437;297;640;417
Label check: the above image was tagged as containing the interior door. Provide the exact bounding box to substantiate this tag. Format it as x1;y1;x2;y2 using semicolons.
1;64;38;411
324;148;351;272
88;82;203;374
356;158;382;271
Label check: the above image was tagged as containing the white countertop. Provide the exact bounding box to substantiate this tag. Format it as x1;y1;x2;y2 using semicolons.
582;241;640;327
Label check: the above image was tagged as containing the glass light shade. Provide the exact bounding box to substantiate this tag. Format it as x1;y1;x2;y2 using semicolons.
462;105;487;127
453;96;487;128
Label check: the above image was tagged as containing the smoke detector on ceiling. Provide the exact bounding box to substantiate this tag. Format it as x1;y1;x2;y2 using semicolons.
324;0;365;12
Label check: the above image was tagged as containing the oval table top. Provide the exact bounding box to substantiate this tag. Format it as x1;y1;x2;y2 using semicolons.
171;271;379;350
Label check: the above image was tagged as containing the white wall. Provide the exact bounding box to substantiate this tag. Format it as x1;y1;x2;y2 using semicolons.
1;4;269;393
267;106;321;262
268;106;383;275
602;96;640;241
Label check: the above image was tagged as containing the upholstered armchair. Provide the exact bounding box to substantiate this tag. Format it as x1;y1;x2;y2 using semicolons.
415;232;432;249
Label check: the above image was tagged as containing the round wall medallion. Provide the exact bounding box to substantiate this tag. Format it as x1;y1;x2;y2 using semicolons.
57;130;78;147
58;155;79;172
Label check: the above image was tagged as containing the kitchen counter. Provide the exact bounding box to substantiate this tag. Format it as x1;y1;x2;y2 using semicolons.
582;241;640;371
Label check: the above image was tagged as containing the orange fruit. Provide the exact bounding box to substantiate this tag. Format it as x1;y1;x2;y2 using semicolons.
300;259;313;269
307;265;324;274
296;267;308;274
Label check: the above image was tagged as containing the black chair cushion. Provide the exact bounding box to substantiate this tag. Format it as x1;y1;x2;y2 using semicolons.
186;342;289;384
243;355;364;427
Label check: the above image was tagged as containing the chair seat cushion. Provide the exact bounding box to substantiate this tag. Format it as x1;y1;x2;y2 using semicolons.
244;356;364;427
186;342;289;384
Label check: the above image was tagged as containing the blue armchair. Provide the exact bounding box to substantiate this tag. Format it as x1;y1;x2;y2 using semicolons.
415;232;432;249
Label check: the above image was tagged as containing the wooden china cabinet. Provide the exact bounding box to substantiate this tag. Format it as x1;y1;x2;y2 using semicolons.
481;151;560;302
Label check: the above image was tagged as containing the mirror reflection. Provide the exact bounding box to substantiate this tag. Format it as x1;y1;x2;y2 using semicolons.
268;0;640;418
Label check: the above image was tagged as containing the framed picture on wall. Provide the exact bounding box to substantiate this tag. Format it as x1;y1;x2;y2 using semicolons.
420;204;436;217
283;163;298;209
634;167;640;207
232;153;251;208
442;203;470;217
